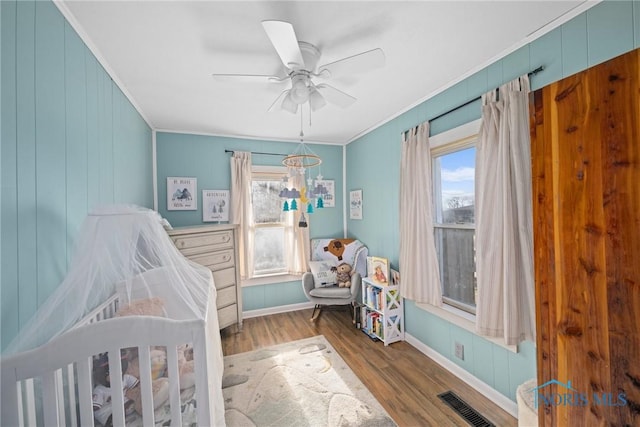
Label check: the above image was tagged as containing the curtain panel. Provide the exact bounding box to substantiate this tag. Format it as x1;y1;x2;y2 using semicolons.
475;75;536;345
230;152;253;279
399;122;443;306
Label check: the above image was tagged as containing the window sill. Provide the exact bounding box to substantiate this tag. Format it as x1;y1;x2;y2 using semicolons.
415;301;518;353
242;274;302;287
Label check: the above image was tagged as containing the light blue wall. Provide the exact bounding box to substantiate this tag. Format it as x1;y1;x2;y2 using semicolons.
346;0;640;402
1;0;153;351
242;281;309;311
155;132;344;310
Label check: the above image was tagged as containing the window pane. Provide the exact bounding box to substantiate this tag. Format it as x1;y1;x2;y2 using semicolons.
252;179;285;223
434;227;476;310
433;147;475;224
253;226;286;275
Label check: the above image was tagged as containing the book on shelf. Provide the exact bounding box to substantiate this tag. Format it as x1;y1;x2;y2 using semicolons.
364;284;384;311
367;256;389;286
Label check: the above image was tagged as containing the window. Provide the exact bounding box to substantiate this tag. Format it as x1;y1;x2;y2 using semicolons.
251;167;289;277
432;143;476;314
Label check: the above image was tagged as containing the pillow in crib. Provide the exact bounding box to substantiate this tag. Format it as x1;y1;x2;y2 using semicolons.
116;297;167;318
308;261;337;288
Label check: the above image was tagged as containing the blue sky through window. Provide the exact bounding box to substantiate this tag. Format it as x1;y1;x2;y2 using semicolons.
438;147;475;209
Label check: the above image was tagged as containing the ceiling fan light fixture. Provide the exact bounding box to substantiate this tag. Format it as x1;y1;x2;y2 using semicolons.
281;92;298;114
289;74;310;104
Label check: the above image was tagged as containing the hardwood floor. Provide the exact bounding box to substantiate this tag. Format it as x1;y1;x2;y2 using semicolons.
220;307;518;427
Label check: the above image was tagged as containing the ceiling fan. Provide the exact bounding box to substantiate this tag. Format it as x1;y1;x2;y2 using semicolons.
212;20;385;114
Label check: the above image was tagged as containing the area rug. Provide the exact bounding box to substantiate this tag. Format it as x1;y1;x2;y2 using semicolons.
222;335;397;427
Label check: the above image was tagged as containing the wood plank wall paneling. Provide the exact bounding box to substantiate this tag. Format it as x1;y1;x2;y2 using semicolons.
0;0;152;350
532;48;640;426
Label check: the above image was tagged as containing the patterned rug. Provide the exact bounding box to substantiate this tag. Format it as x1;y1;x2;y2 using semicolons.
222;335;397;427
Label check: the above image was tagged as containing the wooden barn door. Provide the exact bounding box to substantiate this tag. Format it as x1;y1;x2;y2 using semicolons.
531;48;639;426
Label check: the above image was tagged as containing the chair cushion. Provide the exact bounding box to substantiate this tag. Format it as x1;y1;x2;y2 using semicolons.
308;260;337;288
309;285;353;299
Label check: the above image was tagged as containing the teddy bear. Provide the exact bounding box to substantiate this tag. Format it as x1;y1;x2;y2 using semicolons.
331;262;353;288
123;348;170;416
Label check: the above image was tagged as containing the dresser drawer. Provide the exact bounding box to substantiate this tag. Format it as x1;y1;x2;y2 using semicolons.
172;229;234;256
212;267;236;290
189;249;235;272
216;286;236;309
218;304;238;329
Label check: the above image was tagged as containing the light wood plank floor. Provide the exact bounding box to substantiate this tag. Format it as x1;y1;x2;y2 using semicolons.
220;307;518;427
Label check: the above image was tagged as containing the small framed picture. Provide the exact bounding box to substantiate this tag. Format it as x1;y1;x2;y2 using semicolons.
202;190;229;222
349;189;362;220
167;177;197;211
391;269;401;286
315;179;335;208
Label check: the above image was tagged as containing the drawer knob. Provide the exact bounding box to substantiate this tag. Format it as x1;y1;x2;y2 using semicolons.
223;255;230;261
223;236;230;242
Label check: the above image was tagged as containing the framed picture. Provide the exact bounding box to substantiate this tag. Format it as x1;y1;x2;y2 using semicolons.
315;179;336;207
349;189;362;220
202;190;229;222
391;269;401;286
167;177;197;211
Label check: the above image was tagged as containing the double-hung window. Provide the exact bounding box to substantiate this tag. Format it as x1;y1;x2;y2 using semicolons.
250;167;289;277
432;139;477;314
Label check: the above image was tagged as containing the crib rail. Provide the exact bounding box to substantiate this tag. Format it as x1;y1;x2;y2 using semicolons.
1;316;211;427
75;294;120;328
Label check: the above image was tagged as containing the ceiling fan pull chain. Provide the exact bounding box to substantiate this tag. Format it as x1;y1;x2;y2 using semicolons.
300;108;304;141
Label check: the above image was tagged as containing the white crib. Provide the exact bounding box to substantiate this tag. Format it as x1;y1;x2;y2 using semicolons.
1;269;225;427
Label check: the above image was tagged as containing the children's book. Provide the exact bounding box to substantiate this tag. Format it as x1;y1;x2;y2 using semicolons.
369;256;389;286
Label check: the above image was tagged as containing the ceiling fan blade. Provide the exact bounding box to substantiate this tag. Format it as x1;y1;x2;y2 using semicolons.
268;90;290;112
317;48;385;77
315;84;356;108
308;87;327;112
211;73;287;83
262;20;305;69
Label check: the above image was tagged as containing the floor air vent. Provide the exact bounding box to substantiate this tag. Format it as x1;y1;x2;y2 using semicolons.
437;391;495;427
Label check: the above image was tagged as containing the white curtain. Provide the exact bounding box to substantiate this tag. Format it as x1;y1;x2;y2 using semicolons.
285;172;310;275
399;122;442;305
230;151;253;279
475;75;536;345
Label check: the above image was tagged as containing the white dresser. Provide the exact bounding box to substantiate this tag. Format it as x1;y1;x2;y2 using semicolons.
167;224;242;330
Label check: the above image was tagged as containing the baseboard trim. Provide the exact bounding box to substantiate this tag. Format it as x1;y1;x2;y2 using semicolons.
405;332;518;419
243;302;315;319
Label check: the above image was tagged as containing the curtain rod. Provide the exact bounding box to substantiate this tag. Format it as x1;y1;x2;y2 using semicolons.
406;65;545;133
225;149;286;157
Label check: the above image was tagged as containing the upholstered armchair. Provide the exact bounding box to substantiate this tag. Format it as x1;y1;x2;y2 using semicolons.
302;238;368;321
302;271;362;321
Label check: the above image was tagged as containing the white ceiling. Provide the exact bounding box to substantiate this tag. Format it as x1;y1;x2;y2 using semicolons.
57;1;595;145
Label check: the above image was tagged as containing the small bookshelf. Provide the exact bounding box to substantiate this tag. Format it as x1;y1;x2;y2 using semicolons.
360;277;404;346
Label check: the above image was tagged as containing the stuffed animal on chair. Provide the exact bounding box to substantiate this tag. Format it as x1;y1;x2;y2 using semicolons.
331;262;353;288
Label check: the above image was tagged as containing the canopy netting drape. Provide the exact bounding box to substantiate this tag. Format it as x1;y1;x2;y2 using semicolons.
4;205;216;355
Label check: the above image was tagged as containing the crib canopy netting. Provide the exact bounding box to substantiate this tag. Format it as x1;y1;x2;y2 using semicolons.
5;205;214;355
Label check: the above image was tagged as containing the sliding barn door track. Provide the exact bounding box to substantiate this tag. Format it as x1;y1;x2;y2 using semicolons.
437;391;496;427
